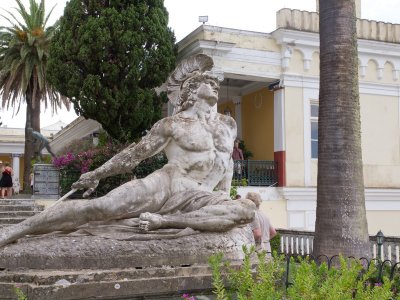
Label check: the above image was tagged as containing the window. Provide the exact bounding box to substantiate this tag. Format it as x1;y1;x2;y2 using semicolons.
310;102;319;159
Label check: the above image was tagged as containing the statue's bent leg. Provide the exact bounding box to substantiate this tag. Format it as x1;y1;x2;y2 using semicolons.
139;199;255;232
0;171;172;247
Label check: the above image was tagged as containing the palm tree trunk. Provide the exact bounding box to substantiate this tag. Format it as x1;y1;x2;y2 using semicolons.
31;101;40;132
23;91;35;193
313;0;369;258
31;100;41;157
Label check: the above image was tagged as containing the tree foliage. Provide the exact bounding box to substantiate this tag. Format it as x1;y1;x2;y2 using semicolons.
47;0;177;142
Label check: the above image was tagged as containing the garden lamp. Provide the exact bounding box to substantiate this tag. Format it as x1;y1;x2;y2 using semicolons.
376;230;385;259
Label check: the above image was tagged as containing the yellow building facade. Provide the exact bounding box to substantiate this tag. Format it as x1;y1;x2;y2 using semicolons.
178;5;400;236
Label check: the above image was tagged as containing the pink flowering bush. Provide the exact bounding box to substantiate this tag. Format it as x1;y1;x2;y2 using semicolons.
53;136;167;197
53;150;95;174
53;140;127;197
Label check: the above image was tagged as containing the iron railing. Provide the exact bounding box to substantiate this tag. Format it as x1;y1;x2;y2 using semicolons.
233;160;278;186
278;253;400;290
278;229;400;263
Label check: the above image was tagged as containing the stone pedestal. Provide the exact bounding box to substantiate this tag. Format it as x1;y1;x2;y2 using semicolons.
33;164;60;199
0;226;254;299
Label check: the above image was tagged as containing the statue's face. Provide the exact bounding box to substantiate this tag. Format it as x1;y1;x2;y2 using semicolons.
196;78;219;106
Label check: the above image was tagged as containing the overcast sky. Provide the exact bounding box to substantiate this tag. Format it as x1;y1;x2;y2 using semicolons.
1;0;400;128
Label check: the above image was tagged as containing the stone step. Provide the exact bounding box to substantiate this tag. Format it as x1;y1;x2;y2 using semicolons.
0;265;217;300
0;199;36;206
0;211;38;218
0;204;44;212
0;217;27;224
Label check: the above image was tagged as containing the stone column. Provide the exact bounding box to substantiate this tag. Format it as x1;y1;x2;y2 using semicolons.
274;88;286;187
232;96;242;139
11;154;20;190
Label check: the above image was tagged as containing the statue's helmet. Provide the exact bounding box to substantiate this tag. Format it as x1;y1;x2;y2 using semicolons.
167;54;220;114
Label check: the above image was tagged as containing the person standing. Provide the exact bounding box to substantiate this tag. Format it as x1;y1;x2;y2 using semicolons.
0;163;13;199
30;172;35;194
246;192;277;254
232;140;244;160
232;140;244;179
0;161;4;188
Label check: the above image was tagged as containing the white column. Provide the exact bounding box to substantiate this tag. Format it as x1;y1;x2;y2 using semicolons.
233;96;242;139
274;88;286;187
12;154;20;188
274;89;285;152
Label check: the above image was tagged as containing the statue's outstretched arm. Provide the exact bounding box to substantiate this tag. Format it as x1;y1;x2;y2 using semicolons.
72;119;171;195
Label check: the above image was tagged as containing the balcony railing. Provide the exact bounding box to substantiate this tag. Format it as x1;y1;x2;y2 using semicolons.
233;160;278;186
278;229;400;263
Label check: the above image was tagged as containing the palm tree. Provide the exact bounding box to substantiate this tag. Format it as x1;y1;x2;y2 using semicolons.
0;0;69;192
313;0;370;258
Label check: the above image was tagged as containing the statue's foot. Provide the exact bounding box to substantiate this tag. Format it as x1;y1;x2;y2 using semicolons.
139;212;163;231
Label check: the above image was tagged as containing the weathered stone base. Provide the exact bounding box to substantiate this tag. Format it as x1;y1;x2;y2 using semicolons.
0;226;253;299
0;264;218;299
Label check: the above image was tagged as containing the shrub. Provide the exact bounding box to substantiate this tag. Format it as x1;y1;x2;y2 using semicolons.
230;178;248;199
209;247;399;300
209;246;285;300
270;232;281;254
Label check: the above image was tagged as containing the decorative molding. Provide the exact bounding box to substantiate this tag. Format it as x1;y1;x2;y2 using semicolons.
224;47;281;66
284;187;400;209
0;143;25;155
283;187;400;231
282;74;319;89
281;45;293;71
359;81;400;97
273;27;400;76
282;73;400;97
178;39;235;60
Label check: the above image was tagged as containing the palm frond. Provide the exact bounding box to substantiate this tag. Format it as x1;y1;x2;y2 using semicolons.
44;4;57;28
15;0;32;29
0;0;70;116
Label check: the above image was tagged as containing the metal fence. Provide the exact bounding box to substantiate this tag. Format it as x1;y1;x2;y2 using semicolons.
276;252;400;289
278;229;400;263
233;160;278;186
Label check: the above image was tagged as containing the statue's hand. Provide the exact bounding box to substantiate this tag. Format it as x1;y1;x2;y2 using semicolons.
71;171;99;198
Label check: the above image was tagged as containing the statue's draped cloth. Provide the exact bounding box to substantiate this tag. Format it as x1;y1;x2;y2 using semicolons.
65;190;232;241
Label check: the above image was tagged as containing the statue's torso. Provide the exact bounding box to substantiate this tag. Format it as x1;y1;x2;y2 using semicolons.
164;113;235;191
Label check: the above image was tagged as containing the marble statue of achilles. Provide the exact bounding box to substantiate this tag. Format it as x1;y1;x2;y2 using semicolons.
0;54;256;247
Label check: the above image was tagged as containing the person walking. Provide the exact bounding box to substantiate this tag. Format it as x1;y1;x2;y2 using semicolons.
0;163;13;199
246;192;277;254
